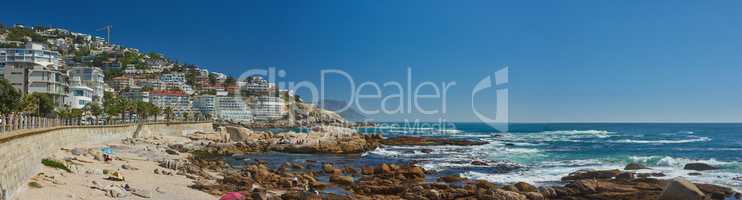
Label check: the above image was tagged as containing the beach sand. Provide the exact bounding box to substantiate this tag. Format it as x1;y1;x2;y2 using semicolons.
13;136;216;200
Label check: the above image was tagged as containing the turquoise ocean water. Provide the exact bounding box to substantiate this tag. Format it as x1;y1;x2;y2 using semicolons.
229;123;742;190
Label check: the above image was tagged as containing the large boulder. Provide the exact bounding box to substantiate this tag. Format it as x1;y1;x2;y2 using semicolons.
561;169;621;181
329;175;353;186
491;189;527;200
398;165;426;180
658;177;706;200
514;182;538;192
437;175;465;183
695;183;734;200
375;163;393;175
322;163;335;174
224;126;253;142
684;163;719;171
361;166;374;175
624;163;649;170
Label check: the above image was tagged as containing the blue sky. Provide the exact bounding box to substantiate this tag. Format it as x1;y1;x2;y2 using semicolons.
3;0;742;122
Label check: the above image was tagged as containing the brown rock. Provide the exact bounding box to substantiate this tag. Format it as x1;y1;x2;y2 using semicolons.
568;179;598;193
562;169;621;181
659;177;706;200
684;163;720;171
514;182;537;192
538;186;558;198
437;175;465;183
616;172;635;180
492;189;527;200
322;163;334;174
624;162;649;170
695;183;733;200
525;192;545;200
376;163;393;174
471;160;488;166
343;166;357;175
361;166;374;175
688;172;702;176
329;175;353;186
502;185;520;192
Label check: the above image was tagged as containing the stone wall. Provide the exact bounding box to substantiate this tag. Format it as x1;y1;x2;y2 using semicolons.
0;122;212;200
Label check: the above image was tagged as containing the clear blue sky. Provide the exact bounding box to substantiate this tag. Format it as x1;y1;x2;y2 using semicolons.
3;0;742;122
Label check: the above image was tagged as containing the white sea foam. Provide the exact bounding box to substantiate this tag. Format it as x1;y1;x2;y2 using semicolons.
362;147;402;157
500;130;615;143
461;163;622;185
612;136;711;144
463;157;742;190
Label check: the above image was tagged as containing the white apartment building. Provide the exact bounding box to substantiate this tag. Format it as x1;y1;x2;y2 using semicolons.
192;95;216;117
160;73;186;83
149;90;191;118
122;86;150;103
241;75;275;96
1;42;69;106
68;66;105;104
160;73;194;95
193;95;254;122
252;96;286;121
69;78;94;109
215;96;253;122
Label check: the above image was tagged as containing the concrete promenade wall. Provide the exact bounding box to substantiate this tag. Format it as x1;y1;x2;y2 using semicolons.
0;122;212;200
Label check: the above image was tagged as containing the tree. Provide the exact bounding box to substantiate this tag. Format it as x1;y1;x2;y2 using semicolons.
104;97;123;123
21;93;54;116
83;103;102;124
150;105;161;122
134;101;158;121
208;73;218;85
163;107;174;122
183;112;190;121
0;78;22;114
185;68;199;87
224;76;236;86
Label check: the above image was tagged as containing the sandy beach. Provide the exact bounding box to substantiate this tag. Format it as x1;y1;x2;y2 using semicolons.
13;136;216;200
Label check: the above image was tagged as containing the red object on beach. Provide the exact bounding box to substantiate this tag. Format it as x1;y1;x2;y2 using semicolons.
219;192;243;200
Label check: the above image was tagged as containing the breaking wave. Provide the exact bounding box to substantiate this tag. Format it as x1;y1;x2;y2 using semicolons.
612;136;711;144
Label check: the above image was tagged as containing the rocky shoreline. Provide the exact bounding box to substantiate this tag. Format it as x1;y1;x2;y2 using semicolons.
17;125;742;200
187;159;741;200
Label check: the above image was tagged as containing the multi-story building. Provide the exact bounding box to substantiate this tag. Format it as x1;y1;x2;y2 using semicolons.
240;75;276;96
1;42;70;106
252;96;286;121
192;95;216;117
121;86;150;103
215;96;253;122
160;73;194;95
109;76;134;92
149;90;191;118
69;78;94;109
68;66;105;104
160;73;186;84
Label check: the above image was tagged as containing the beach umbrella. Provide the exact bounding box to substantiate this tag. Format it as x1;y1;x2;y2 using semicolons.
101;147;114;155
219;192;243;200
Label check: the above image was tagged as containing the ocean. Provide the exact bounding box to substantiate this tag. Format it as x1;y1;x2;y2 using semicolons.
227;123;742;190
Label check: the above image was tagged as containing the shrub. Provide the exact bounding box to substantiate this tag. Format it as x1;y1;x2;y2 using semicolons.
28;181;42;188
41;159;71;173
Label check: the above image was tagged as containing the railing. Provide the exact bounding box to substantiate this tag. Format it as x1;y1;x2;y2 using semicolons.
0;114;212;134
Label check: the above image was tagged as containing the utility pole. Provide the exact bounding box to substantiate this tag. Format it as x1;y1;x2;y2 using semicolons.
97;25;112;44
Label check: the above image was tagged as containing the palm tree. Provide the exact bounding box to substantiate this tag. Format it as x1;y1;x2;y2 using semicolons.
83;103;102;125
151;106;161;122
163;107;173;122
